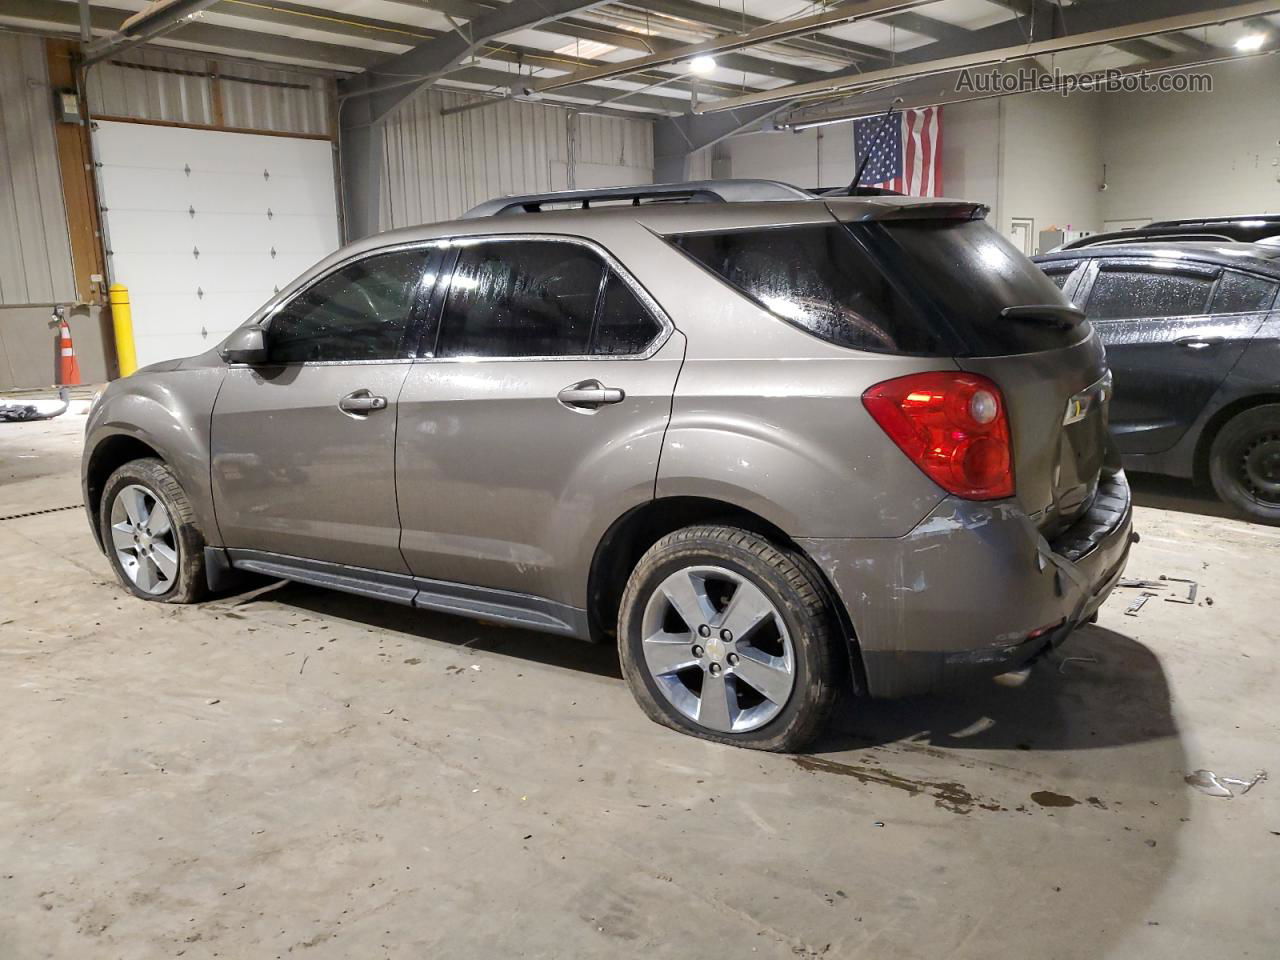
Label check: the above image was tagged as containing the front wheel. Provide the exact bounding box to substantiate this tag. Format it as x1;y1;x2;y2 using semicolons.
617;525;841;752
99;457;208;602
1209;404;1280;526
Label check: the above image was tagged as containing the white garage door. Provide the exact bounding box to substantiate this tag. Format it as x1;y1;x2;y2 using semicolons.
94;121;340;368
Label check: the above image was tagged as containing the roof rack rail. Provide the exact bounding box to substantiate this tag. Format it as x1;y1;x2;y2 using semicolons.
461;179;812;218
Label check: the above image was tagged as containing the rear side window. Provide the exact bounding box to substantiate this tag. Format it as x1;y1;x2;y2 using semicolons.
1212;270;1277;315
1086;267;1215;321
267;249;431;363
437;240;604;358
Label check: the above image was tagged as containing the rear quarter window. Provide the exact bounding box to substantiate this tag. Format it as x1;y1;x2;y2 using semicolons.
671;224;946;355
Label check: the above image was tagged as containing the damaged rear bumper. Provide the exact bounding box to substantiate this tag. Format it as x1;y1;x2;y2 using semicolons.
798;471;1135;699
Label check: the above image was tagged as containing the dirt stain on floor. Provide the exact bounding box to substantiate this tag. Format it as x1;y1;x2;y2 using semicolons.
791;755;1002;814
1031;790;1080;808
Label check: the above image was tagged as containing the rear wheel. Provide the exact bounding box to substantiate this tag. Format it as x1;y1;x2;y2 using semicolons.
1209;404;1280;526
617;525;840;751
99;458;208;602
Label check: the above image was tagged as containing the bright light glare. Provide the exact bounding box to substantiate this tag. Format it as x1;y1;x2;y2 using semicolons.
1235;32;1267;51
688;55;717;75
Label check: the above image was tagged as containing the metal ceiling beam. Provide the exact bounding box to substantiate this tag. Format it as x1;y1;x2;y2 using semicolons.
775;40;1278;129
209;0;752;101
83;0;222;65
526;0;938;93
694;0;1279;113
1113;37;1176;59
621;0;894;63
341;0;614;124
210;0;826;87
4;0;382;69
1165;30;1223;53
879;11;974;43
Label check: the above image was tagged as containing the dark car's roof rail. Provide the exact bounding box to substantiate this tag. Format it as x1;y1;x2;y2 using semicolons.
461;179;812;218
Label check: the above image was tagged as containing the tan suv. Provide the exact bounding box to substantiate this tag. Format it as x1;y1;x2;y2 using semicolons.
83;180;1135;751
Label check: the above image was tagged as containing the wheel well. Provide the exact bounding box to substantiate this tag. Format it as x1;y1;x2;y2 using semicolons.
1193;393;1280;484
587;496;865;692
85;435;163;541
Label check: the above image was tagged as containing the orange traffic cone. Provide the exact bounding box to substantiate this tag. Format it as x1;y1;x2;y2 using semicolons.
58;317;82;386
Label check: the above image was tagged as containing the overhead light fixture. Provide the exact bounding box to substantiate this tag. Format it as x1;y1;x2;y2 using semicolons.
1235;32;1268;51
688;55;717;75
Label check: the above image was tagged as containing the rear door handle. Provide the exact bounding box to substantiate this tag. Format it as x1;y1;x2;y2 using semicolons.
1175;336;1224;350
557;380;626;410
338;389;388;416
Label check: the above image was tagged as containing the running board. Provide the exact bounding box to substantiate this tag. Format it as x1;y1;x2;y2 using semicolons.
218;548;590;640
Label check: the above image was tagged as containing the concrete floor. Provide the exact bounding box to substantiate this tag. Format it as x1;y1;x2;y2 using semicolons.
2;411;1277;960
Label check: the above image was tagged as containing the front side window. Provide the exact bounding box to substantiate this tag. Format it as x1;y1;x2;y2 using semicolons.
1086;266;1216;321
1211;270;1278;315
267;249;433;363
436;240;605;358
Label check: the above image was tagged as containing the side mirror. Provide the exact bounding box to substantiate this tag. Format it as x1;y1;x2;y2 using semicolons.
220;326;269;365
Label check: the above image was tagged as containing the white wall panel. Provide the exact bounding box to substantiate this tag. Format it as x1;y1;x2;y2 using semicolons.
94;121;340;367
380;90;654;229
86;48;332;137
0;32;76;306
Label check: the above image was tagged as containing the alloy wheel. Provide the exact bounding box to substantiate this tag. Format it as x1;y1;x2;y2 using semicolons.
640;565;796;734
109;484;178;595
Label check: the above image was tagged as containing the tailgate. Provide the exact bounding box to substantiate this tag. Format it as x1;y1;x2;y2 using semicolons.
959;333;1111;535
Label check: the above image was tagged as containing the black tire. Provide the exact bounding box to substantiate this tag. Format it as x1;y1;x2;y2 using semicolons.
99;457;209;603
617;525;841;752
1208;404;1280;526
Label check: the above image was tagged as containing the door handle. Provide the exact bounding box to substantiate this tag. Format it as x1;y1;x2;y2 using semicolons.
338;389;388;416
1175;336;1224;350
557;380;626;410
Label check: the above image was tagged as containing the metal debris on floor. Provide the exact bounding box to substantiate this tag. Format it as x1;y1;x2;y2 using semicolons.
1125;593;1156;616
1185;769;1268;798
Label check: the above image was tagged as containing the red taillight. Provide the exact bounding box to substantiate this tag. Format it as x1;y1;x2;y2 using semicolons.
862;372;1015;501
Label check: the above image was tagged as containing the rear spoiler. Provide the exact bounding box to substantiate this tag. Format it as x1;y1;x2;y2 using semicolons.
829;200;989;222
1001;304;1087;331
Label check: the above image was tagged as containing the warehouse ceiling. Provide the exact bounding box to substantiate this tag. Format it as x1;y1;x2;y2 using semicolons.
4;0;1278;125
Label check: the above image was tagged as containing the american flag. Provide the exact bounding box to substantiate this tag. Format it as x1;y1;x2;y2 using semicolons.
853;107;942;196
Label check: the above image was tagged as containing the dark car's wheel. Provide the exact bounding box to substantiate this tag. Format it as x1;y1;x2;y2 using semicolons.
1209;404;1280;526
99;458;208;603
617;525;840;752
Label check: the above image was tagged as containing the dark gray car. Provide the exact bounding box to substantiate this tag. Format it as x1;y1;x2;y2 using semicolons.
1035;242;1280;523
83;180;1134;751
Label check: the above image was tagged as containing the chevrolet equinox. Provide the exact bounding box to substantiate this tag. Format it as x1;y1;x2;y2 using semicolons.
84;180;1135;751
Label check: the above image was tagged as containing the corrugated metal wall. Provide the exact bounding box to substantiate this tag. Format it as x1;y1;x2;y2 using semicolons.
0;32;76;306
380;90;654;229
85;49;333;137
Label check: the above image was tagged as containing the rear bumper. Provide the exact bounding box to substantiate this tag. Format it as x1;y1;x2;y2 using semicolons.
799;471;1135;698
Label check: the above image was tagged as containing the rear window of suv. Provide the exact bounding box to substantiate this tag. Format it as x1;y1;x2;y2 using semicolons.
670;218;1089;357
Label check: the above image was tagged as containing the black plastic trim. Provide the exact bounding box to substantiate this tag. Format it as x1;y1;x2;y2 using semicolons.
224;549;590;639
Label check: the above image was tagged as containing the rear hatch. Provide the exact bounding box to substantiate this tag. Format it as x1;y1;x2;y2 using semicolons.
832;205;1110;535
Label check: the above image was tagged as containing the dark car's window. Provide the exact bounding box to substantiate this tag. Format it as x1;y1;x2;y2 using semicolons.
592;271;662;355
1086;267;1216;321
671;224;947;354
436;240;605;358
267;249;432;363
1212;270;1278;315
1040;261;1082;290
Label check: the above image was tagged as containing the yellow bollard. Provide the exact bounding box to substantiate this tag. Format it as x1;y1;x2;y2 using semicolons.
108;283;138;377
